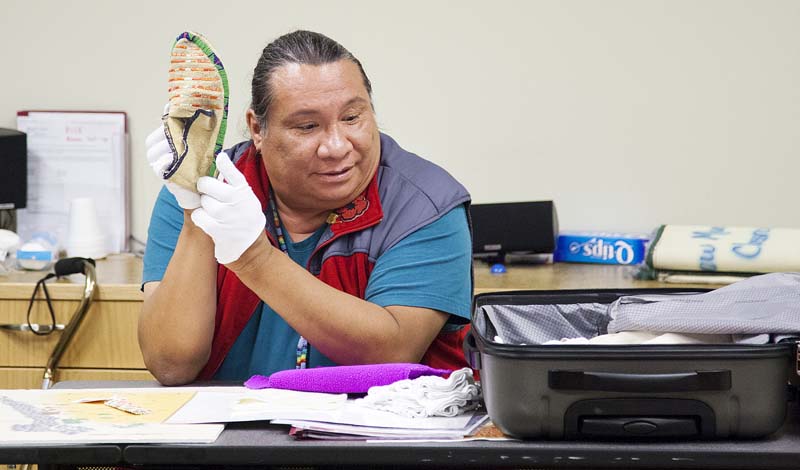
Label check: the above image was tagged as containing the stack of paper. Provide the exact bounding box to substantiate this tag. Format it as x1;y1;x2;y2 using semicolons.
166;388;488;441
280;412;489;441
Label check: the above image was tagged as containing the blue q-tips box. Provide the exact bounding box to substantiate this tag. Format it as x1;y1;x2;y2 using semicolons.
554;231;650;265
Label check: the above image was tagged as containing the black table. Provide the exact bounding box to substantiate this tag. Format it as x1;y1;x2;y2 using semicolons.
0;444;121;469
122;412;800;469
2;381;800;469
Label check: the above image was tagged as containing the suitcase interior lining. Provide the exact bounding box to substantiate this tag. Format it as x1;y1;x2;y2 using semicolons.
477;302;612;345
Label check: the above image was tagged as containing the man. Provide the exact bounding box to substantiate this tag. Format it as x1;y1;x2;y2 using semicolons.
140;30;472;385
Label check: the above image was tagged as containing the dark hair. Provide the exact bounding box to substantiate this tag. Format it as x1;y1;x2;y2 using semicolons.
251;30;373;128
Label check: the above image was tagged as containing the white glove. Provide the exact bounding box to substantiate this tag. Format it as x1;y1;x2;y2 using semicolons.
144;118;201;210
191;152;267;265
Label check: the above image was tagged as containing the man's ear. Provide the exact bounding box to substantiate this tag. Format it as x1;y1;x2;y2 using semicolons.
245;109;264;147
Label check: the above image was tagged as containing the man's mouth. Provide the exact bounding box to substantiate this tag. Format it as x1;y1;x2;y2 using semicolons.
317;166;353;181
320;167;352;176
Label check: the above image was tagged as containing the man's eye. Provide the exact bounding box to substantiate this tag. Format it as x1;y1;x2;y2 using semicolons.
343;114;360;122
297;123;318;131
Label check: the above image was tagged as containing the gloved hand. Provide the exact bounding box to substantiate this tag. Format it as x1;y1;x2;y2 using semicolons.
191;152;267;265
144;109;201;210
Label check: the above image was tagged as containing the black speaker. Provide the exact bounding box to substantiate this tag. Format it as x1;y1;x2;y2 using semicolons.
0;128;27;209
470;201;558;260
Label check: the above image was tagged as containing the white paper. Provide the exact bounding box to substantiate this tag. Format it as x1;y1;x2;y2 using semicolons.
275;400;476;430
168;390;474;430
0;423;224;445
16;112;128;254
167;389;348;424
0;389;223;444
276;412;489;439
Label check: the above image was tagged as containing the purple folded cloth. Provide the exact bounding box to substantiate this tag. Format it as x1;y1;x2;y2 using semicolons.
244;363;452;394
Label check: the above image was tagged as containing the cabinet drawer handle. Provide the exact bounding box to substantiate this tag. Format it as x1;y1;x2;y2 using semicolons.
0;323;66;333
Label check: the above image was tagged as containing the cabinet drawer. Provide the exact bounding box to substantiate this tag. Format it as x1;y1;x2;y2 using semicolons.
0;299;145;368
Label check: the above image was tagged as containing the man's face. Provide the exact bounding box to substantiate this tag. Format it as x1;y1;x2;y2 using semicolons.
253;59;380;213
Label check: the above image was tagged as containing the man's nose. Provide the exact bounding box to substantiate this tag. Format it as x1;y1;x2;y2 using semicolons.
317;125;353;159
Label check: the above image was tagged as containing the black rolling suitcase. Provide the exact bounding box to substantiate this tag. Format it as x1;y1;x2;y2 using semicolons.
464;288;798;440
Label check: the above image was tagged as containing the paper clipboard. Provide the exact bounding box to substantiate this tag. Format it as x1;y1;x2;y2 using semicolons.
15;110;129;254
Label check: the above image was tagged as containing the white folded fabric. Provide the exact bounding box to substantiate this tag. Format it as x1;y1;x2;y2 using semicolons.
543;337;591;345
356;367;481;418
543;331;733;345
588;331;659;344
641;332;732;344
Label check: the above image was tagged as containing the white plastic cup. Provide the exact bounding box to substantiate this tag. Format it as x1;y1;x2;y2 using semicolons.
66;197;108;259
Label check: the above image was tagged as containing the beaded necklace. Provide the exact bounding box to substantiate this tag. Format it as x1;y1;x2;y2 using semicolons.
268;187;308;369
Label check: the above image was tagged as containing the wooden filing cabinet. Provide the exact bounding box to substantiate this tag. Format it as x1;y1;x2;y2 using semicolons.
0;254;153;389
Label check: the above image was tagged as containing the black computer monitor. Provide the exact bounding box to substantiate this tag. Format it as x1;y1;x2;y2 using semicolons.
470;201;558;261
0;128;27;210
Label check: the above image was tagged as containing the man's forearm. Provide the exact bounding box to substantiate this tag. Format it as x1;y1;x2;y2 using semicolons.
138;211;218;384
228;235;447;365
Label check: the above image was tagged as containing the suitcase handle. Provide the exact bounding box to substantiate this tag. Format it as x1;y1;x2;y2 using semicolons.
463;329;481;369
549;369;732;392
565;398;717;439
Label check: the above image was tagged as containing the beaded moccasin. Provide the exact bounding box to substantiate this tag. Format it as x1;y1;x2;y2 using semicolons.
162;31;229;191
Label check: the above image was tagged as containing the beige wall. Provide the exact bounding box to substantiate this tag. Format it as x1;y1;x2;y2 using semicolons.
2;0;798;246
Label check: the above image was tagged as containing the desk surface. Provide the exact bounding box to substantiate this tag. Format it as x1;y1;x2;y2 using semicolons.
472;261;724;293
0;444;121;467
0;253;143;301
2;381;799;469
121;412;800;469
5;417;800;470
0;256;725;300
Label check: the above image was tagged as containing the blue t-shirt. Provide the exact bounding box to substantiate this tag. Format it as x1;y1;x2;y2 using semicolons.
143;186;472;380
